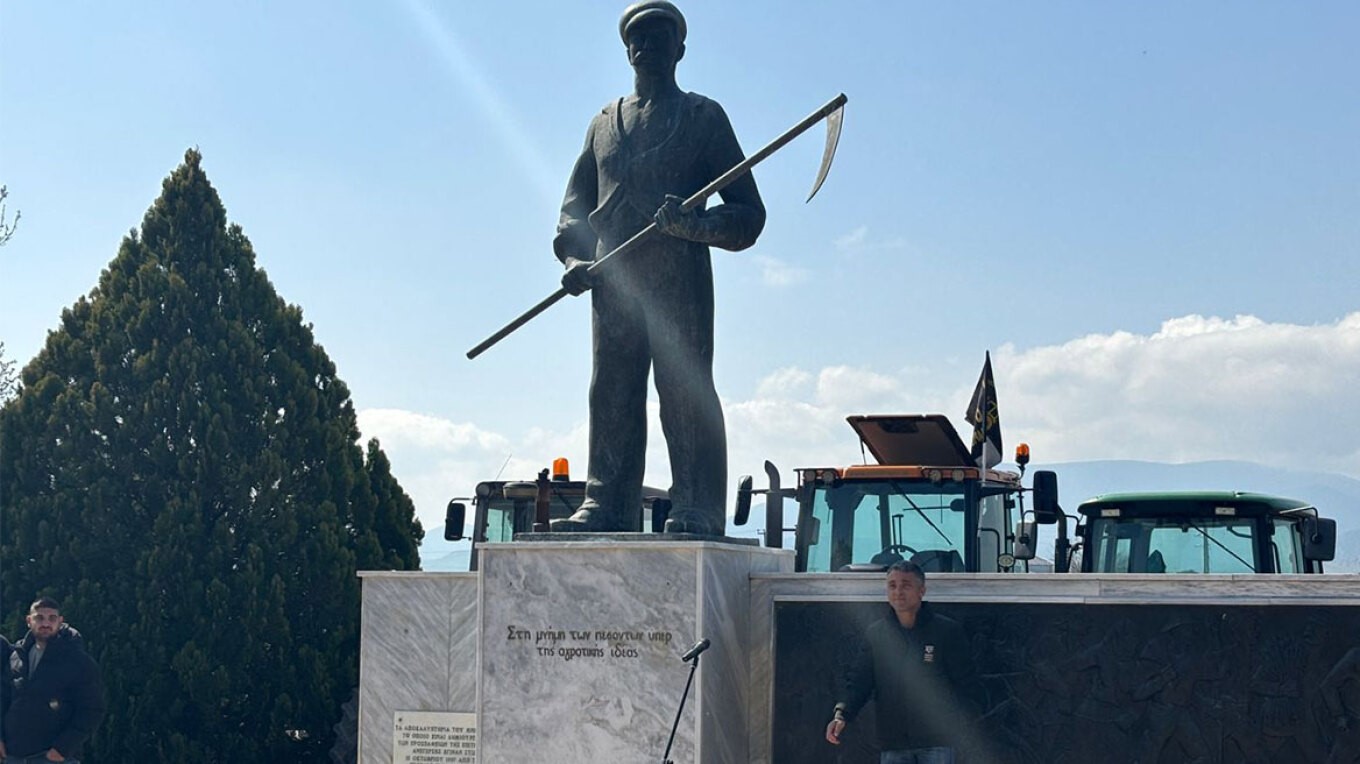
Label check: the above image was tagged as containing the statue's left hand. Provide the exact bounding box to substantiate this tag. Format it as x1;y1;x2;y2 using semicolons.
561;257;595;296
654;194;712;242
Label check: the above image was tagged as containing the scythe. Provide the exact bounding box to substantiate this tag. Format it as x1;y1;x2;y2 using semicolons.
467;93;848;360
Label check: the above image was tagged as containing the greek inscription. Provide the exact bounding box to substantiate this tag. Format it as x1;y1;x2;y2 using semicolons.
505;625;677;663
392;711;475;764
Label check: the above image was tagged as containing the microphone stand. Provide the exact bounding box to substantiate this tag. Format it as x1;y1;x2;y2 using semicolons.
661;648;703;763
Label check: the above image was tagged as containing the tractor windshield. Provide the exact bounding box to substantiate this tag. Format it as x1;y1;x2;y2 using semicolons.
1087;516;1259;573
805;480;968;572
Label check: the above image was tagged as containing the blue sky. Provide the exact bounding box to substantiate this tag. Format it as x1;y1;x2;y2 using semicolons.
3;2;1357;533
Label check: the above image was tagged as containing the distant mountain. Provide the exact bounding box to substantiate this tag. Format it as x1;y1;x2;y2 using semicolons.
420;526;471;572
416;460;1360;572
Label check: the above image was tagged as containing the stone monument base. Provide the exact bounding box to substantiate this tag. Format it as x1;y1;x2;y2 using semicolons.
514;531;759;545
477;538;791;763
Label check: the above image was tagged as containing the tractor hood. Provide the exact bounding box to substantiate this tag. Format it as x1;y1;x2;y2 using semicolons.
846;414;974;468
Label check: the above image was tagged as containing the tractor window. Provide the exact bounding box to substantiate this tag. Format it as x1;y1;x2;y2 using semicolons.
479;485;590;544
977;494;1009;572
1147;519;1257;573
806;480;967;572
1090;521;1135;572
1089;517;1258;573
484;501;519;543
1272;519;1304;573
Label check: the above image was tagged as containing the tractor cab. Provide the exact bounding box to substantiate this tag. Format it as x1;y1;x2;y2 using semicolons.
738;415;1039;573
443;459;670;570
1075;491;1336;574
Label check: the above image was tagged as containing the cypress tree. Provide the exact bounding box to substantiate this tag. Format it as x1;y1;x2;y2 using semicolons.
364;438;424;570
0;150;422;761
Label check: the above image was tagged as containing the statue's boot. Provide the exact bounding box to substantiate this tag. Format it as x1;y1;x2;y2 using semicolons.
550;502;625;532
663;509;725;537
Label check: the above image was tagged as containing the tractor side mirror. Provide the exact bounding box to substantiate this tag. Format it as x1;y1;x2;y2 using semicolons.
444;501;467;541
734;475;753;526
1032;470;1060;525
1302;517;1337;562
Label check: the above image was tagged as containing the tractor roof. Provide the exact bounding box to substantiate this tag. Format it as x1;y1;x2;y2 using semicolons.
1076;491;1314;519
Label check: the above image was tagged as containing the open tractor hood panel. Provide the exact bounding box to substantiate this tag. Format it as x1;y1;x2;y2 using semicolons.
846;414;974;468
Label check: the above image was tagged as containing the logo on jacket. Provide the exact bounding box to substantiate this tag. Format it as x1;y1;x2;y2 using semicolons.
8;652;21;690
923;644;936;663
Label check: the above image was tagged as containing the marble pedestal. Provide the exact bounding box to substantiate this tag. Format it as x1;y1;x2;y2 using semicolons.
477;539;792;763
357;572;480;764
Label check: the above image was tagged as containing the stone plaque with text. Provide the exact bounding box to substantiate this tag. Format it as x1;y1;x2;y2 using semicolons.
392;710;476;764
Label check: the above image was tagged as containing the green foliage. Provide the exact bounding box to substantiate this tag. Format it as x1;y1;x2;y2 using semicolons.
0;341;16;404
0;150;422;761
364;438;424;570
0;184;18;246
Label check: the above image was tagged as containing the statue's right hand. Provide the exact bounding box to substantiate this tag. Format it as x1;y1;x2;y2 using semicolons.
561;257;594;296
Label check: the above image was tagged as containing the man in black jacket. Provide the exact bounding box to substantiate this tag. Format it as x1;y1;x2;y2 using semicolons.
1;598;106;763
825;561;978;764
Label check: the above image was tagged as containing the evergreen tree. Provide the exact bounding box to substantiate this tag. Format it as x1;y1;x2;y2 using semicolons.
364;438;424;570
0;342;16;404
0;150;422;761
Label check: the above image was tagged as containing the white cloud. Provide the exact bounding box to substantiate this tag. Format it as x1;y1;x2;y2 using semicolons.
835;226;868;250
753;254;810;287
755;367;813;398
1000;313;1360;473
358;408;511;453
833;225;908;254
361;312;1360;536
814;366;905;410
735;312;1360;481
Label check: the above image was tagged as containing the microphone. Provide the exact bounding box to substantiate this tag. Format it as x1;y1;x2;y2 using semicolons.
680;638;711;662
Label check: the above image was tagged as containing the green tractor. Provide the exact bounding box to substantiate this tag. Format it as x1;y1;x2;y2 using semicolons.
1073;490;1336;573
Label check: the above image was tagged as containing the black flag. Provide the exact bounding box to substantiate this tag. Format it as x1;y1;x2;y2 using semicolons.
966;352;1002;469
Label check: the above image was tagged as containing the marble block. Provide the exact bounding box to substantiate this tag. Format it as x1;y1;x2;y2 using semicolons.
477;540;792;764
358;572;479;764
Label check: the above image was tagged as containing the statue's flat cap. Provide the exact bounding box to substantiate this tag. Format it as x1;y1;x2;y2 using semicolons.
619;1;686;44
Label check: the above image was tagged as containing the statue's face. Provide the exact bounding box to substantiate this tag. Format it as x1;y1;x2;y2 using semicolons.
626;16;684;73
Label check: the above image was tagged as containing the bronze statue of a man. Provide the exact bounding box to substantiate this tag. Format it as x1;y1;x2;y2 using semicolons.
551;0;765;536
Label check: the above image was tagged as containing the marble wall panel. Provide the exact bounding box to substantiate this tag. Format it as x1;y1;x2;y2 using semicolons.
475;542;788;764
478;544;699;763
696;547;755;763
1095;573;1360;603
751;571;1360;606
447;576;479;712
359;573;472;764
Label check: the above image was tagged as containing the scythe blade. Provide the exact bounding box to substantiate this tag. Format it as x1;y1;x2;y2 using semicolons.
806;100;845;202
